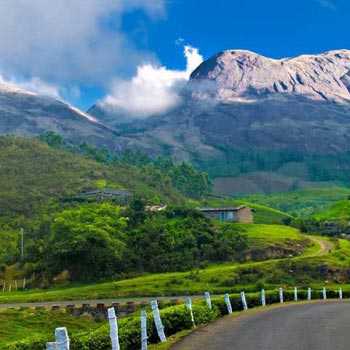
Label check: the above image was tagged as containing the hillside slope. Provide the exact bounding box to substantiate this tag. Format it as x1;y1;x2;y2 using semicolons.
0;136;184;224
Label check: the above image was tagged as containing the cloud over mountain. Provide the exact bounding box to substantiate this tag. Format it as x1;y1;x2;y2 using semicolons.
99;45;204;117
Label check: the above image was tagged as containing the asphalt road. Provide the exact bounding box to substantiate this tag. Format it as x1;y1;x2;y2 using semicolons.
172;301;350;350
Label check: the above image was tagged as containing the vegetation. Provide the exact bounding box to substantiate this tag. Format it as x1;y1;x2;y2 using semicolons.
0;224;315;303
0;308;101;348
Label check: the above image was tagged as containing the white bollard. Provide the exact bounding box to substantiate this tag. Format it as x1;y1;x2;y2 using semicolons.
185;297;196;327
224;293;233;314
46;342;57;350
322;287;327;300
204;292;212;310
279;288;284;304
241;291;248;311
339;288;343;300
307;288;312;301
294;287;298;301
261;289;266;307
55;327;69;350
108;307;120;350
141;309;148;350
151;300;166;342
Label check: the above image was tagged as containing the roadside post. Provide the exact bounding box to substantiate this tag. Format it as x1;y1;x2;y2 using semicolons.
204;291;212;309
294;287;298;301
108;307;120;350
307;288;312;301
339;288;343;300
46;343;57;349
224;293;233;314
185;297;196;327
322;287;327;300
261;289;266;307
279;288;284;304
151;300;166;342
241;291;248;310
55;327;70;350
141;309;148;350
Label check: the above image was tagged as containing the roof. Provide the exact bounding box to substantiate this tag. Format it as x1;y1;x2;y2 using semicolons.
198;206;249;212
81;189;132;196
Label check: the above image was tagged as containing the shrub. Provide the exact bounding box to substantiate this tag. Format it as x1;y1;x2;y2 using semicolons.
6;303;219;350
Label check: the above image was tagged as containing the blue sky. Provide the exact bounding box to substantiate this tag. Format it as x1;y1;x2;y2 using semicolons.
0;0;349;112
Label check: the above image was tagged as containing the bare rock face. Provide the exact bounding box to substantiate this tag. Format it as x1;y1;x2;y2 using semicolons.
190;49;350;103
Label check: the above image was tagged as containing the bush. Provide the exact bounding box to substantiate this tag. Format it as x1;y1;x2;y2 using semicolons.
6;303;219;350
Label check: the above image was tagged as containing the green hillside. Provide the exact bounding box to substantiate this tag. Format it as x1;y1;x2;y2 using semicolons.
0;136;186;225
241;186;350;217
313;200;350;222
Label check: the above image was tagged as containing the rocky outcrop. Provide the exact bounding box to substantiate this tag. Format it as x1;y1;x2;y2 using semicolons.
190;49;350;103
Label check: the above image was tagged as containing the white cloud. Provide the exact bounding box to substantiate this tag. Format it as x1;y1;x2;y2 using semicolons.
101;45;204;117
0;0;165;87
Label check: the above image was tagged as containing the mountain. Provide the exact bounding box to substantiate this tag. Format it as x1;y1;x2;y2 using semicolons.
2;50;350;195
89;49;350;194
0;82;122;149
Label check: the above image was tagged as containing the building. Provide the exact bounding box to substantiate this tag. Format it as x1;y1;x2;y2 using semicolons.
198;206;253;223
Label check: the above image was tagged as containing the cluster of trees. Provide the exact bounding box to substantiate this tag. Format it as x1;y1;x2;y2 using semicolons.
27;201;247;282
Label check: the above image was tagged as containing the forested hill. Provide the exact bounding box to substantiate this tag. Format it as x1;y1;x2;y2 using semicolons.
0;136;209;228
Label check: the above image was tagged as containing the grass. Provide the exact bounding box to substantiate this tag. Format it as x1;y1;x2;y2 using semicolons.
0;308;102;347
149;330;193;350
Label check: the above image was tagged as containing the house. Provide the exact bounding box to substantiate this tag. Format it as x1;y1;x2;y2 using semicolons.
198;206;253;223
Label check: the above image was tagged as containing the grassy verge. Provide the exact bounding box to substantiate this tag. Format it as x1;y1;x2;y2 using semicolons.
0;308;101;348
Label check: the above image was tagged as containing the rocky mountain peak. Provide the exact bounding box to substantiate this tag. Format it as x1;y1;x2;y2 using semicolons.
189;49;350;103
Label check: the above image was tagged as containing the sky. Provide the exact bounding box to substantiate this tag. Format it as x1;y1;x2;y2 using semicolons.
0;0;350;114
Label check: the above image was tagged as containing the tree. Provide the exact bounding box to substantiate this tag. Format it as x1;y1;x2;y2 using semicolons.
46;203;127;281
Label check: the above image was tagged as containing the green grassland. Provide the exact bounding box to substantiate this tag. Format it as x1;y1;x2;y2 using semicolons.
0;308;101;347
240;186;350;217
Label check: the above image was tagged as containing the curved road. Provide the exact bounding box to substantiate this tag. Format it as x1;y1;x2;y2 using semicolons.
172;301;350;350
